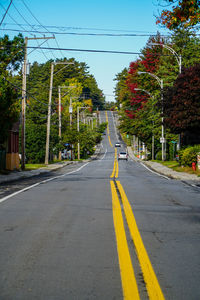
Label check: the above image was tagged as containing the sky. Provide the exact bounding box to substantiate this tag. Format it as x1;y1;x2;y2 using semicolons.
0;0;170;102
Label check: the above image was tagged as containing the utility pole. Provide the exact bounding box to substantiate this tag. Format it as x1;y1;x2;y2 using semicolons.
45;62;74;164
58;86;62;160
21;37;28;171
58;86;71;160
77;106;87;160
21;36;54;170
45;62;54;165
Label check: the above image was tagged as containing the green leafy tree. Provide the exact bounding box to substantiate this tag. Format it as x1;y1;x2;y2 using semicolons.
12;57;104;163
0;34;24;144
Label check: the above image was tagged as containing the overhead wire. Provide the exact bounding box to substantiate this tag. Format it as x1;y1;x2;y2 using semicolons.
0;0;13;26
12;1;52;61
3;76;49;107
1;22;171;35
21;0;65;58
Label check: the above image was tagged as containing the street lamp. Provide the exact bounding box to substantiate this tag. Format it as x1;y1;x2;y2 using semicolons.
137;71;165;161
148;42;182;149
148;42;182;74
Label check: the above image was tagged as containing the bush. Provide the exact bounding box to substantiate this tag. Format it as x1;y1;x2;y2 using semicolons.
155;150;162;160
179;145;200;166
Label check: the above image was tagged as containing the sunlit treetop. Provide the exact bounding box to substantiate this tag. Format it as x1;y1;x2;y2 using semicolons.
156;0;200;30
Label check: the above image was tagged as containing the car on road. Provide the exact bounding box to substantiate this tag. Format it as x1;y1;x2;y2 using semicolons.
115;142;121;147
118;152;128;161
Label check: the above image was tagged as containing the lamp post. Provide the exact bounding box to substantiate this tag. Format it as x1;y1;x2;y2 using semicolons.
137;71;165;161
134;88;155;160
148;42;182;149
148;42;182;74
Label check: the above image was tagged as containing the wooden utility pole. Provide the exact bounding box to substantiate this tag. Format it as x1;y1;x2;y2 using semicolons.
58;86;69;160
21;36;54;170
45;63;74;164
77;107;87;160
58;86;62;160
21;37;28;170
45;62;54;165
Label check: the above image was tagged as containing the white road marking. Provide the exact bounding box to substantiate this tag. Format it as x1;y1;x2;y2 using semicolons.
140;162;171;180
99;148;107;161
0;162;90;204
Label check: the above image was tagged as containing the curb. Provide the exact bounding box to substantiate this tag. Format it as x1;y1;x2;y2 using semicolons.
0;146;102;185
127;146;200;183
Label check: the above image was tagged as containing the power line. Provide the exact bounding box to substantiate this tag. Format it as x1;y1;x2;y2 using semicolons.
25;46;188;57
0;0;13;26
20;0;65;59
3;77;49;107
0;27;171;37
1;22;170;34
0;3;32;35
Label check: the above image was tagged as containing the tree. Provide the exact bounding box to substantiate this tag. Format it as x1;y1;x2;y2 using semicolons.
156;0;200;30
0;34;24;145
163;63;200;145
12;57;104;163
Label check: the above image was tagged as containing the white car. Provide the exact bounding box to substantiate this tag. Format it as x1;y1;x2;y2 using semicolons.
115;142;121;147
118;152;128;161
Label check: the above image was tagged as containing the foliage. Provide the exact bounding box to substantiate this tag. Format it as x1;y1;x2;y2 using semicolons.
0;34;24;145
156;0;200;30
163;63;200;137
115;33;165;151
96;122;107;134
12;57;105;163
178;145;200;166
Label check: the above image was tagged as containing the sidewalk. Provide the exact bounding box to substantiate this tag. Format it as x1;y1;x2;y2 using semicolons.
0;161;74;184
127;146;200;185
0;145;101;185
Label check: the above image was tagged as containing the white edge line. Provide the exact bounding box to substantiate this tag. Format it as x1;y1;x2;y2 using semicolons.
0;162;90;204
140;162;171;180
99;148;107;161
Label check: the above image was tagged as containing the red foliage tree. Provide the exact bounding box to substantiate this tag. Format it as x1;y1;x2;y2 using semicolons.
156;0;200;29
163;63;200;145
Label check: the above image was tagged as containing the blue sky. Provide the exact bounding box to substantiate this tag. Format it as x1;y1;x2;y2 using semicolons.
1;0;169;102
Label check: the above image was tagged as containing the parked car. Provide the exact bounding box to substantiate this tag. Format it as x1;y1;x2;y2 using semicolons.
118;152;128;161
115;142;121;147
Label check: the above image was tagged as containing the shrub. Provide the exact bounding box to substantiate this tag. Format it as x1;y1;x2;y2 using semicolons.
155;150;162;161
179;145;200;166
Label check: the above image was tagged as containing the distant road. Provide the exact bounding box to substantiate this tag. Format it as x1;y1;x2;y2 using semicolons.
0;111;200;299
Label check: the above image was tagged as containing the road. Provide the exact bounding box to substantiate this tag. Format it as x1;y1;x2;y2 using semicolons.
0;111;200;300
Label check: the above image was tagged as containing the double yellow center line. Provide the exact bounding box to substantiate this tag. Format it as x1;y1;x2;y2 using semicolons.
110;148;118;178
110;158;165;300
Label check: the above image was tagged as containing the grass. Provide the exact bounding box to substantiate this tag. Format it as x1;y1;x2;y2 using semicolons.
153;160;200;176
25;163;47;170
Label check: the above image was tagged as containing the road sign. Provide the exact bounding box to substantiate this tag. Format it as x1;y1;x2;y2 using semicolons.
160;137;166;143
69;106;73;113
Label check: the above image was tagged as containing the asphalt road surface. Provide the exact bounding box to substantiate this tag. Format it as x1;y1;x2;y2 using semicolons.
0;111;200;300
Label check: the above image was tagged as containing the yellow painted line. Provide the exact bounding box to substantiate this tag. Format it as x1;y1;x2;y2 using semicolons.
115;159;119;178
110;181;140;300
110;149;118;178
108;135;113;148
116;181;165;300
110;159;116;178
